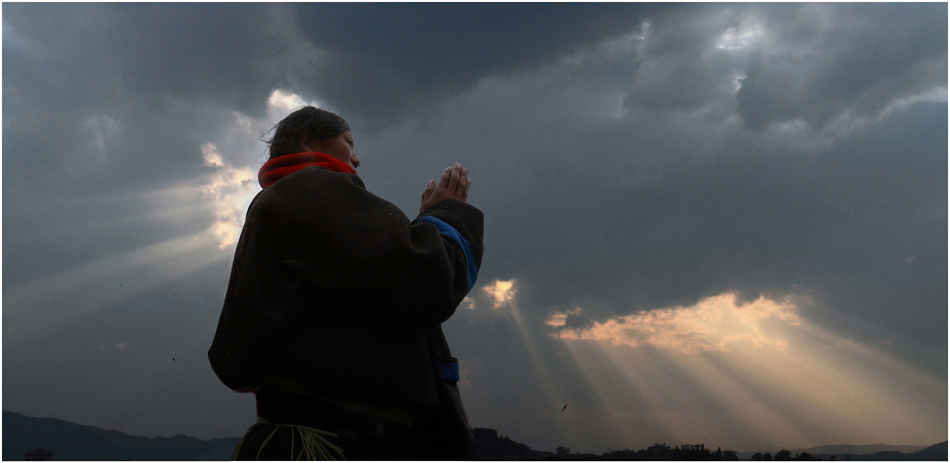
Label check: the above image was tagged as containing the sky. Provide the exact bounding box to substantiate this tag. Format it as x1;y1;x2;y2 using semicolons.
2;2;947;454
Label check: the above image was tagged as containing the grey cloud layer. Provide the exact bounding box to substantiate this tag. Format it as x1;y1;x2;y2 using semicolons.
290;3;665;127
354;12;947;439
736;4;946;130
357;3;946;370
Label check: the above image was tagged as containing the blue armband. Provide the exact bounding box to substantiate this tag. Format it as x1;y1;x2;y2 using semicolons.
433;360;461;382
415;216;479;293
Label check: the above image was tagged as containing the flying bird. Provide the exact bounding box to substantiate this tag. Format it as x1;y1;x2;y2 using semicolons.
561;403;568;412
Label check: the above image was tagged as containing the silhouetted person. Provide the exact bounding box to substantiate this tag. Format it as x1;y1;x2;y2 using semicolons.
209;107;483;460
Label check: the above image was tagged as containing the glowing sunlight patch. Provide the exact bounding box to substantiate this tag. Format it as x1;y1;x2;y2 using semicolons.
553;293;800;354
267;89;322;120
715;21;764;51
200;143;257;249
197;88;327;249
484;279;517;308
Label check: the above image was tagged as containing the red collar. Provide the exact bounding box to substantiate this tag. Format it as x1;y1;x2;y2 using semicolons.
258;152;356;189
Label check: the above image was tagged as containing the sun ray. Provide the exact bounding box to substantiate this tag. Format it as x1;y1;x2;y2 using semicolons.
477;279;582;449
560;339;663;445
507;299;574;444
548;292;947;450
3;231;228;341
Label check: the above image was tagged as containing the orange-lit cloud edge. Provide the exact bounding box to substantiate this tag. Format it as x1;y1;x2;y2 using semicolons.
467;279;947;453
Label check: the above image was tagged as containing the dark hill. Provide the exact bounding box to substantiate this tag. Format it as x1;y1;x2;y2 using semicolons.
2;411;240;460
795;444;928;455
781;441;947;462
3;410;946;461
915;441;949;460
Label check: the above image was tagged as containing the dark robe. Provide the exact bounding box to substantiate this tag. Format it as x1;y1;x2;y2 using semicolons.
209;163;483;460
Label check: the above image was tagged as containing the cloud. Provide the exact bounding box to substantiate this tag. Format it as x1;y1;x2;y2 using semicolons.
288;4;667;128
199;144;256;249
484;279;517;309
197;88;325;249
457;279;520;313
735;3;947;130
552;293;801;354
367;6;946;358
545;307;583;328
266;89;324;121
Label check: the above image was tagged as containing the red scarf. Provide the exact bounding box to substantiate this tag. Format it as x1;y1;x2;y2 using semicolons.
258;152;356;189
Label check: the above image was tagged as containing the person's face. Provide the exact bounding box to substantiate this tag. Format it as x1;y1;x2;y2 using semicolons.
302;130;360;170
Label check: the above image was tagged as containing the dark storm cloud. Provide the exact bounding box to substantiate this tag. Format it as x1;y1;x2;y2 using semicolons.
736;3;947;130
511;102;946;312
289;3;665;128
3;3;283;194
0;2;662;193
355;2;947;375
622;4;741;112
3;3;294;289
3;3;280;110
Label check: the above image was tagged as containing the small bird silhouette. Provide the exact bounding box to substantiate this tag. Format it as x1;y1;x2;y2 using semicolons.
172;358;176;362
561;403;568;412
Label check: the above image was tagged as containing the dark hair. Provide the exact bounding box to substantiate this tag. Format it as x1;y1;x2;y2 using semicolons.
264;106;350;159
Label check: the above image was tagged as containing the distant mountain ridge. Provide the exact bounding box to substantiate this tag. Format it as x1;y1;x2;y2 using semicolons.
794;443;929;455
738;442;947;461
2;411;240;460
738;443;930;458
3;410;946;461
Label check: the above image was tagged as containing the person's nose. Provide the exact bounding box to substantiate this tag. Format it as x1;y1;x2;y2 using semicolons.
352;154;361;168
